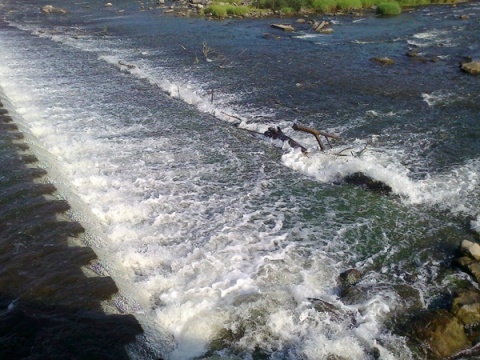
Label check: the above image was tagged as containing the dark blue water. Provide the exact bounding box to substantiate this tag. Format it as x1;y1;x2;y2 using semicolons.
0;0;479;358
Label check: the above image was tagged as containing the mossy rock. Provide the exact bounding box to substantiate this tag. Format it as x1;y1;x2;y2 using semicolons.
451;289;480;342
407;309;471;359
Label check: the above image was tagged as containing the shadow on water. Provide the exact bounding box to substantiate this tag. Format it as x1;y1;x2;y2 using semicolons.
0;100;143;359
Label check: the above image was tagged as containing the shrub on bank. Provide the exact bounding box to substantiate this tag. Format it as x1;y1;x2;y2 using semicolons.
226;4;251;15
258;0;303;11
337;0;363;10
204;0;458;18
376;1;402;14
204;4;228;17
311;0;338;12
398;0;429;5
360;0;385;8
281;6;295;13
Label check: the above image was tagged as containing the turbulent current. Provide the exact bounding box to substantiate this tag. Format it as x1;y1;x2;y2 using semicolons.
0;0;479;359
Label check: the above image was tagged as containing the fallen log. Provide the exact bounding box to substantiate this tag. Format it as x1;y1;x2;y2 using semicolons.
292;123;340;151
237;123;392;194
264;127;307;152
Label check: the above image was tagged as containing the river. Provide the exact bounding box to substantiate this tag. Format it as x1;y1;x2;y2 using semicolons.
0;0;479;358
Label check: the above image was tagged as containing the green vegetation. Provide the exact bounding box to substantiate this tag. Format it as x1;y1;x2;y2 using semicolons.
202;0;460;18
204;3;262;18
337;0;363;11
376;1;402;14
204;4;228;17
311;0;338;13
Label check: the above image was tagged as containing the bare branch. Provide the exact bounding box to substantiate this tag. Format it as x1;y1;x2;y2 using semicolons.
292;123;340;151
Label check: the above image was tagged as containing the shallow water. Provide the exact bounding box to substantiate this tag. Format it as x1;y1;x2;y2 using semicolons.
0;1;479;358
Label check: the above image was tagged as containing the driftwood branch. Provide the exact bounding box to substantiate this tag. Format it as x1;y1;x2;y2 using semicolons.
292;123;340;151
118;60;136;69
221;111;243;123
264;127;307;153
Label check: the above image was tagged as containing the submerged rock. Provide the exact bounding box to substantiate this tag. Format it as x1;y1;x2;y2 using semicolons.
370;57;395;65
342;282;422;312
407;309;471;359
339;268;362;287
309;298;343;318
344;172;392;194
41;5;68;14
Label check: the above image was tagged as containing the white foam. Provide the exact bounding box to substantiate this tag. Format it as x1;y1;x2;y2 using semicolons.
422;90;462;106
408;29;455;48
282;146;418;198
282;146;480;218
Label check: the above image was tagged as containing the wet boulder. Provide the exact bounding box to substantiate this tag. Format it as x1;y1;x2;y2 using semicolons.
338;268;363;299
407;309;471;359
450;289;480;342
460;239;480;260
339;268;362;287
453;256;480;284
461;60;480;75
344;172;392;194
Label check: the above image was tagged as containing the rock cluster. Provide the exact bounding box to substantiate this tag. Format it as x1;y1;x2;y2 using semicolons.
408;309;471;359
399;239;480;359
332;239;480;359
311;20;334;33
406;49;439;63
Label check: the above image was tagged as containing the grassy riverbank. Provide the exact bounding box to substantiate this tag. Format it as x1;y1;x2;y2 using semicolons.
203;0;462;18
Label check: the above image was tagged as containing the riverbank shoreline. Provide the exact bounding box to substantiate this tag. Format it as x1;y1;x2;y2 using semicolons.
39;0;474;21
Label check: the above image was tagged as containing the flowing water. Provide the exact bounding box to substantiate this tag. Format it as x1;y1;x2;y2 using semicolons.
0;0;479;358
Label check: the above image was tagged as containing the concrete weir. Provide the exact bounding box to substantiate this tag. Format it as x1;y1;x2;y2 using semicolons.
0;95;143;359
